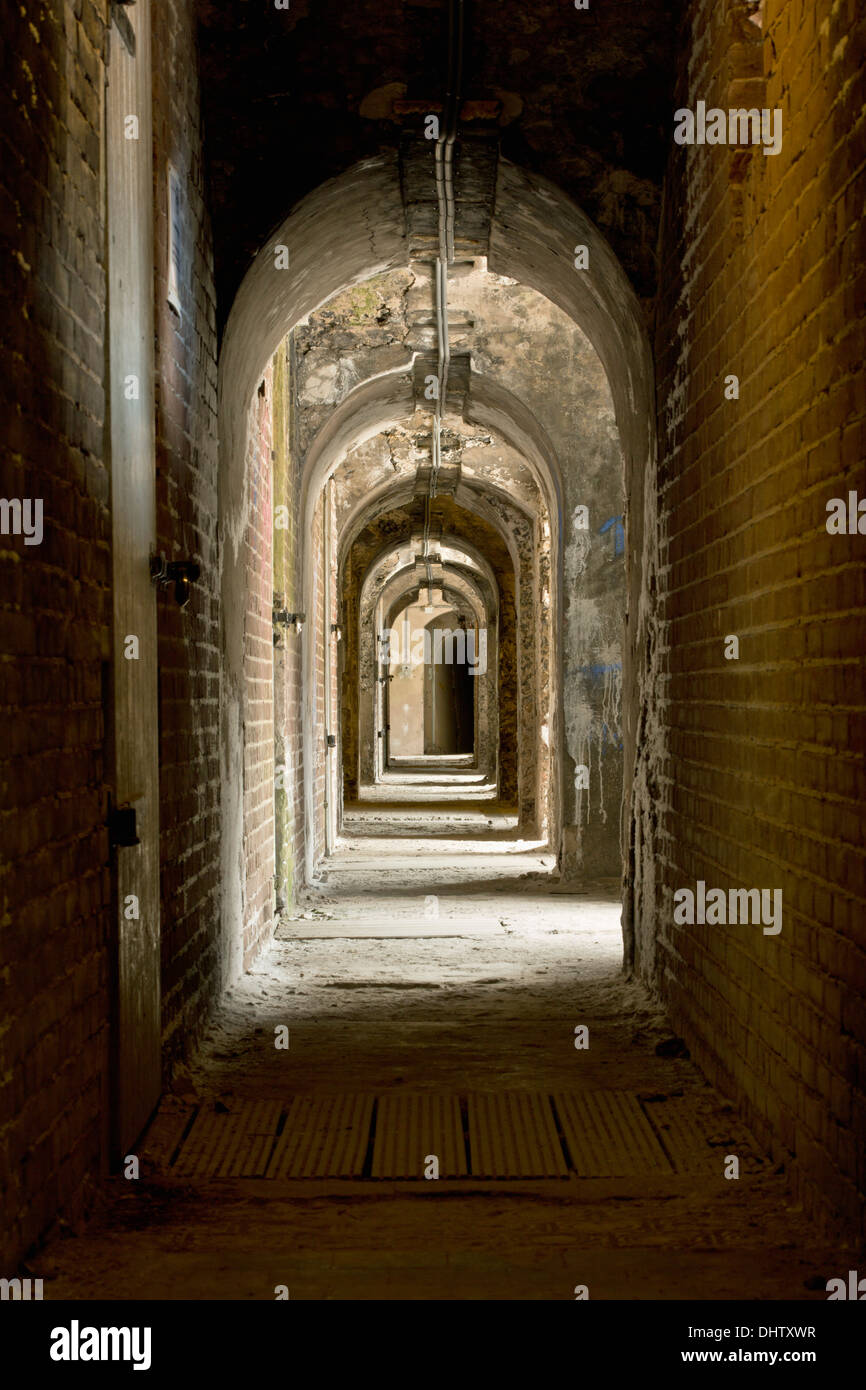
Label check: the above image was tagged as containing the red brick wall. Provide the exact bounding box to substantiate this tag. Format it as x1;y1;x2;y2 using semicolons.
285;343;306;885
0;0;111;1267
652;0;866;1238
303;476;341;864
242;368;276;964
151;0;222;1068
272;342;304;911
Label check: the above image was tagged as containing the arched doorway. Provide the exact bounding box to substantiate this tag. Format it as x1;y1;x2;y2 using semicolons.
217;153;656;975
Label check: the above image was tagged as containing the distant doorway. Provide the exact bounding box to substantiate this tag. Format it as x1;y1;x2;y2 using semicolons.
386;600;476;761
423;616;474;756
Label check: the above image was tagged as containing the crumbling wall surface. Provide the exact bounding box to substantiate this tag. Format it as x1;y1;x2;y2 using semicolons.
460;270;626;873
652;0;866;1239
299;266;624;862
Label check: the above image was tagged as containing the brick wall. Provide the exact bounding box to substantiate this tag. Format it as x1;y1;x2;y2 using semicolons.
272;341;304;913
340;545;363;803
652;0;866;1238
310;491;326;865
0;0;229;1264
242;367;276;963
151;0;222;1069
287;341;306;883
0;0;111;1267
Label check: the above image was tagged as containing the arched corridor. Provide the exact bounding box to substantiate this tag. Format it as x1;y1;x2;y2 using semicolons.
1;0;864;1308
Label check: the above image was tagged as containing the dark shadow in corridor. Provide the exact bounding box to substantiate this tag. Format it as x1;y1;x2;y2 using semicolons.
31;782;838;1301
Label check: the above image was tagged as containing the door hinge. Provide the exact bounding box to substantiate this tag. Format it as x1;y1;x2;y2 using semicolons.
110;2;136;58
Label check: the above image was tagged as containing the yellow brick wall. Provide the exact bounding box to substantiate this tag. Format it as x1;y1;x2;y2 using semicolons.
652;0;866;1238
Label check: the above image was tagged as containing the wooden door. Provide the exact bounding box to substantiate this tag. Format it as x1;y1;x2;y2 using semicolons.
106;0;161;1153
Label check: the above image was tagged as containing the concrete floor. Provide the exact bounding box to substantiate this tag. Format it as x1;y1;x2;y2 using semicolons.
33;781;840;1300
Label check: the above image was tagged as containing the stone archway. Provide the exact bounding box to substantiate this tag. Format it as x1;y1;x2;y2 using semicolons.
218;154;656;969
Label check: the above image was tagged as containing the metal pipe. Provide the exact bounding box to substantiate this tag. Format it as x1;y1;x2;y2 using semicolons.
429;0;463;500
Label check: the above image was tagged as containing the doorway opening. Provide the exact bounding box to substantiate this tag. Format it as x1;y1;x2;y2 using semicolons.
422;613;475;757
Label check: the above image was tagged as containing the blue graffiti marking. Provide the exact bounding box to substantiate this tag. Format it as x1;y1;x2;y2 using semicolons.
577;662;622;680
599;514;625;556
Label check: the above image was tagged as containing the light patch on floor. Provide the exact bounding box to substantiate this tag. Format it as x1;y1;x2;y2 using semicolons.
30;792;836;1300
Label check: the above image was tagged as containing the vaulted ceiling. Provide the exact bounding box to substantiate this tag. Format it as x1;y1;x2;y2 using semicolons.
196;0;683;318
